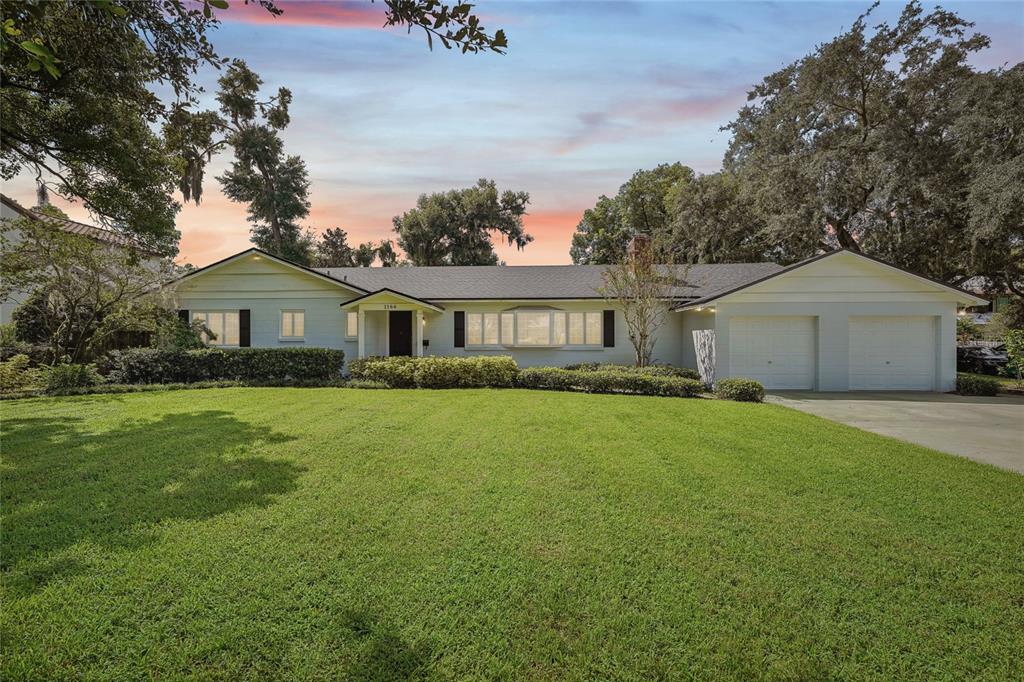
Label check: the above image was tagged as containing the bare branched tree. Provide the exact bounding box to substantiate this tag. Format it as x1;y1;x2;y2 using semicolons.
599;235;684;367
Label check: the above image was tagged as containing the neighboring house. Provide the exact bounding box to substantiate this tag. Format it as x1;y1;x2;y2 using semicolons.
0;193;159;324
176;247;985;391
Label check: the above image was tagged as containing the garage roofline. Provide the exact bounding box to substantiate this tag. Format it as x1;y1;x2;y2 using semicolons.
673;249;988;311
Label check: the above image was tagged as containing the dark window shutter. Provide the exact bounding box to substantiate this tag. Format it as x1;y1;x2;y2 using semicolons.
239;310;251;347
603;310;615;347
178;309;189;323
454;311;465;348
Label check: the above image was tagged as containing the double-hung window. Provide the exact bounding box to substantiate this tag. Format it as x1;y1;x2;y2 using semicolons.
567;312;603;346
281;310;305;339
466;312;500;346
345;311;358;339
192;311;240;346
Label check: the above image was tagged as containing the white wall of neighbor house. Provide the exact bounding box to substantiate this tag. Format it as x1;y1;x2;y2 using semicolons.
710;253;964;391
1;201;29;323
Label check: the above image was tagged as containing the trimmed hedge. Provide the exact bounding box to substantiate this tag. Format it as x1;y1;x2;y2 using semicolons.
518;367;703;397
348;355;519;389
714;378;765;402
563;362;701;381
99;347;344;384
956;373;1000;396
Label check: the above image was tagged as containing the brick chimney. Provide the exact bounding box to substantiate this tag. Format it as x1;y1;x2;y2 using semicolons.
627;233;651;260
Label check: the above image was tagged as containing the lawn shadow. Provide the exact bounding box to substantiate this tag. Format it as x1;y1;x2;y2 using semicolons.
338;609;432;681
2;411;302;594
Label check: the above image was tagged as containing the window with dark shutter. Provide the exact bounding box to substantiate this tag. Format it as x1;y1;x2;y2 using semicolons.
454;311;465;348
239;309;251;347
603;310;615;347
178;309;189;323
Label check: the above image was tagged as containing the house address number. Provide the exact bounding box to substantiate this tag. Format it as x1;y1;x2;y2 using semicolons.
383;304;398;310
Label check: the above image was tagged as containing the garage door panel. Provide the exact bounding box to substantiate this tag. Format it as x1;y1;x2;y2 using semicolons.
729;316;816;390
849;316;935;390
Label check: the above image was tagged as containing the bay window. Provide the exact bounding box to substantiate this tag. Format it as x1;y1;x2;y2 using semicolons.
463;309;602;347
500;312;514;345
516;311;551;346
192;311;240;346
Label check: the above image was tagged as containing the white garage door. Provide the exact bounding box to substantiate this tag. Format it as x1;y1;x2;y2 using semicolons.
729;316;816;389
849;316;936;390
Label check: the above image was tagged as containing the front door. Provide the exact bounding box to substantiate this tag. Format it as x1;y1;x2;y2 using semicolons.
388;310;413;356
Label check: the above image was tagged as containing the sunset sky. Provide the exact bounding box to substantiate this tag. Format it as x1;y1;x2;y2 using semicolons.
5;0;1022;266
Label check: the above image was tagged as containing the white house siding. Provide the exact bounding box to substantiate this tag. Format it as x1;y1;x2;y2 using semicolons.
422;301;688;368
176;254;360;360
710;253;961;391
1;201;29;323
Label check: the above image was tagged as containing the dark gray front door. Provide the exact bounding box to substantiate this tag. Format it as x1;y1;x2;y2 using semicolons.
388;311;413;356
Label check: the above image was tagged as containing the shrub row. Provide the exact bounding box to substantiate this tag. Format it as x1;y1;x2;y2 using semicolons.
348;355;519;389
713;378;765;402
517;367;705;397
98;347;345;384
563;362;701;380
0;355;102;394
956;373;1000;396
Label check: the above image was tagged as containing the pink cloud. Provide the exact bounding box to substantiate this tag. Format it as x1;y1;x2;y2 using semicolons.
553;87;748;155
221;1;384;29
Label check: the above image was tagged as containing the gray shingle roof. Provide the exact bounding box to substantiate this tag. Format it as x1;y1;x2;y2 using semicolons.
1;193;155;252
317;263;784;300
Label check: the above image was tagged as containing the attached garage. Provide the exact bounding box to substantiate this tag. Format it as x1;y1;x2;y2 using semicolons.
849;316;937;391
729;316;816;390
679;250;988;392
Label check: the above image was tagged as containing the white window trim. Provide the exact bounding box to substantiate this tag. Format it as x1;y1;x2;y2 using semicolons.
345;311;359;340
463;309;603;349
192;310;241;347
280;309;305;342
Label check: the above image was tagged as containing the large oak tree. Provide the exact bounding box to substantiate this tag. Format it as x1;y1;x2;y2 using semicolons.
1;0;508;254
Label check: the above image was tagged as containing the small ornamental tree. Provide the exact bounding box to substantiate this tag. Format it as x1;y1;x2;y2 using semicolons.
957;315;980;345
599;235;683;367
1004;329;1024;386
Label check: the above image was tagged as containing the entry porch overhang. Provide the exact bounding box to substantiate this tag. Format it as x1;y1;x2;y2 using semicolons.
340;289;443;359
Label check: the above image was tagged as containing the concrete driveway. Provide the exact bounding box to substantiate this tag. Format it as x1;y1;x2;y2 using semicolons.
769;392;1024;474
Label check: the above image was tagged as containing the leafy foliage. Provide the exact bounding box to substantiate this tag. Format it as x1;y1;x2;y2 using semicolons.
1;0;507;252
100;347;345;384
1003;329;1024;384
1;215;178;363
714;378;765;403
956;316;981;345
562;362;700;380
151;316;209;351
568;2;1022;298
570;164;691;264
393;179;532;265
516;366;704;397
45;363;102;393
955;373;1000;396
347;355;519;389
0;354;45;393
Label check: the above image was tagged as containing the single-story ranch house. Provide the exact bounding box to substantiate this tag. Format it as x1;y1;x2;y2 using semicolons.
176;248;985;392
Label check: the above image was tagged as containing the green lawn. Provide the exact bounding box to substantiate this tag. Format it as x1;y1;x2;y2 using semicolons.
2;388;1022;680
